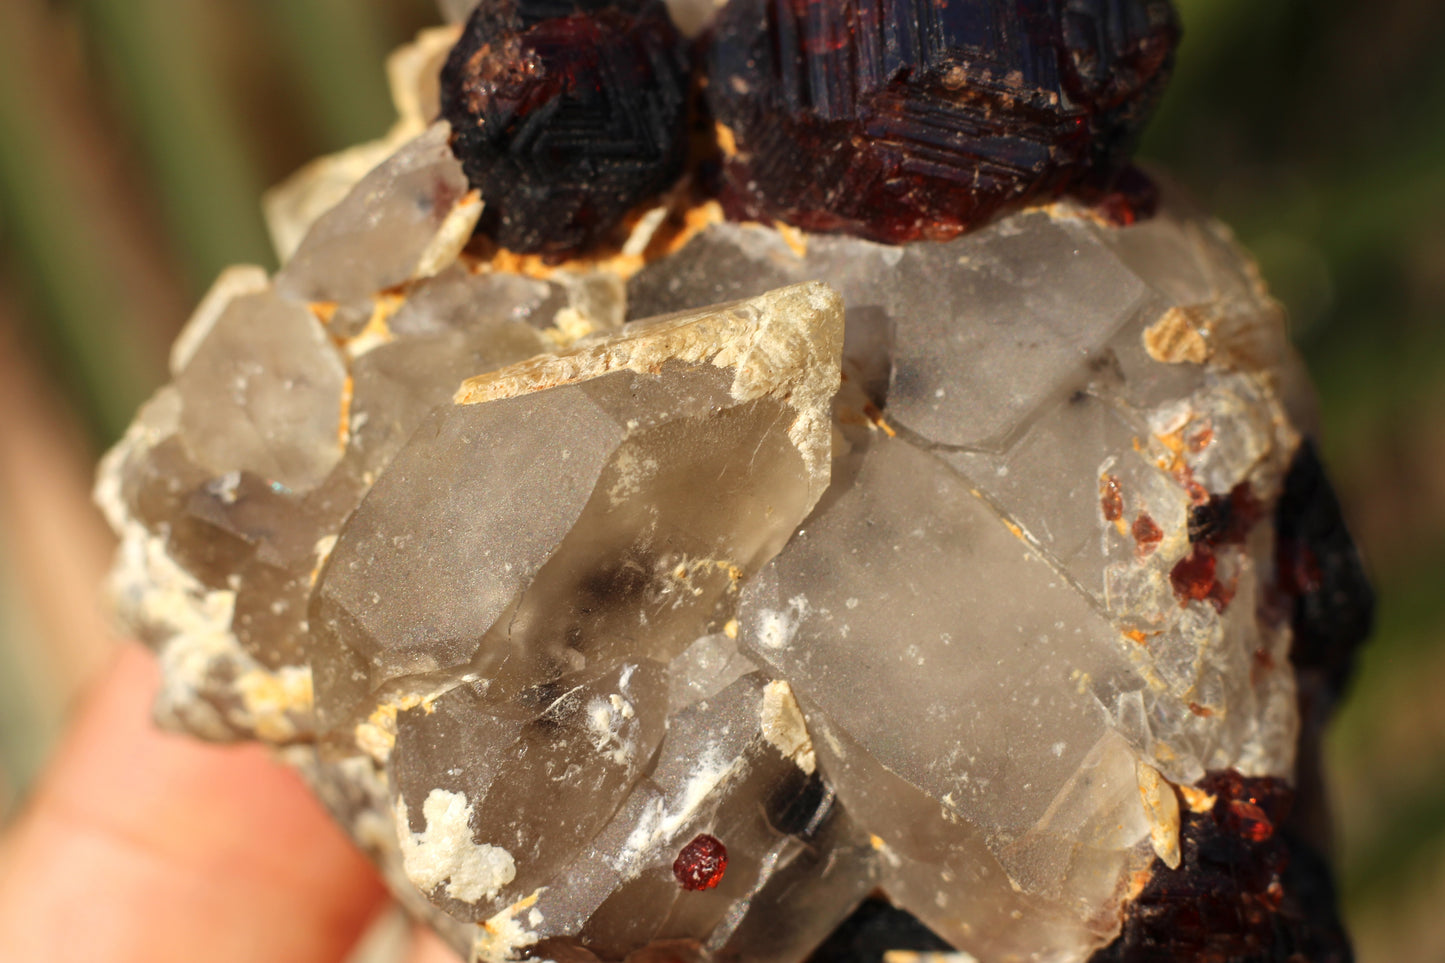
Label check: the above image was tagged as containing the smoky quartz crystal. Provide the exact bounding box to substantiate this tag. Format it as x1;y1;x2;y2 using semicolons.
96;2;1368;961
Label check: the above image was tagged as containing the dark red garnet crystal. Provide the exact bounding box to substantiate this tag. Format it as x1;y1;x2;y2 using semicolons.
1091;771;1353;963
673;833;728;891
439;0;690;257
704;0;1180;243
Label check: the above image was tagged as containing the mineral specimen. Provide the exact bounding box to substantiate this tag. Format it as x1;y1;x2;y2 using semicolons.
705;0;1180;242
95;3;1369;962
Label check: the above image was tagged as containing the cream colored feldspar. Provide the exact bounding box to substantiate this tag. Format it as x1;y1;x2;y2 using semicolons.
455;281;844;486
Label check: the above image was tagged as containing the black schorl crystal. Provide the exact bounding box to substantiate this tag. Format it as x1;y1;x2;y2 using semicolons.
439;0;690;257
704;0;1180;243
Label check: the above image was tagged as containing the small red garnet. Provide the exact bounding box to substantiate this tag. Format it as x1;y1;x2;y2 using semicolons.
673;833;728;891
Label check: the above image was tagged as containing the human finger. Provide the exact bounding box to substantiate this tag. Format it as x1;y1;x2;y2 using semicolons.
0;642;390;963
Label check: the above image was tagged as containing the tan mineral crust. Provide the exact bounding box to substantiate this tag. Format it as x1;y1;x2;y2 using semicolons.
97;12;1316;963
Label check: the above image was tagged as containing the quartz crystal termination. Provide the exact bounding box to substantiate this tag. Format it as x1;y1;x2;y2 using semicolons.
705;0;1180;242
94;6;1369;963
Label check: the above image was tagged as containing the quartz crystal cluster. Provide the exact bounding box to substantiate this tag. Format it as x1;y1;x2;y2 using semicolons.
96;2;1368;962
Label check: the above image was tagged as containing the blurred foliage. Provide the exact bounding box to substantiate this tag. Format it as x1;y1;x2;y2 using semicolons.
0;0;438;438
0;0;1442;960
1138;5;1445;958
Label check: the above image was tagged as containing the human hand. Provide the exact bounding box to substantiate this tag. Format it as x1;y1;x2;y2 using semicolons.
0;642;459;963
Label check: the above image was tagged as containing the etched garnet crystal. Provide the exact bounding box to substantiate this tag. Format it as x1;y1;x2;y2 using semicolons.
96;1;1369;961
705;0;1179;242
440;0;690;257
674;834;729;892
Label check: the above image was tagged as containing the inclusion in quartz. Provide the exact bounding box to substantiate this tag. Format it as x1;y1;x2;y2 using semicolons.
705;0;1180;242
439;0;690;257
93;9;1369;963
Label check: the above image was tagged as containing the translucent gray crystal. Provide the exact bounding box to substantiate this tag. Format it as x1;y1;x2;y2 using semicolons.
175;287;347;492
739;434;1141;839
98;116;1310;963
275;122;476;305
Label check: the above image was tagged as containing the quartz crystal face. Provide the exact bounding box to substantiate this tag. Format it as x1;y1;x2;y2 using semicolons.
96;5;1369;963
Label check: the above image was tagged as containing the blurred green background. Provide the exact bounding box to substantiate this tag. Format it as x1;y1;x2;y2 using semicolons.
0;0;1441;960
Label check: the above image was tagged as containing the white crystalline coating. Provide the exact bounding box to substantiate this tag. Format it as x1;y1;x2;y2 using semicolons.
398;790;518;904
474;891;545;963
587;687;638;766
754;596;809;651
617;746;744;873
761;680;817;774
121;527;241;741
107;521;314;741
